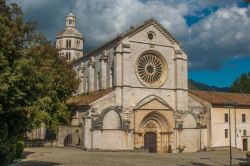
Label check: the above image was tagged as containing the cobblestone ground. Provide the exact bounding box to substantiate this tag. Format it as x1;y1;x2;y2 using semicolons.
11;147;246;166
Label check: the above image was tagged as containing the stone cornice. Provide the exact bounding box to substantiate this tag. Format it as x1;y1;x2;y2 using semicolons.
58;48;83;51
56;35;84;40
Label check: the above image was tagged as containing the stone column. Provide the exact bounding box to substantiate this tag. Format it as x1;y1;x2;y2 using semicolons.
139;133;143;149
114;44;122;86
114;44;123;106
80;64;85;94
125;130;128;149
160;132;163;153
100;54;108;89
88;59;95;92
174;49;188;112
84;117;92;149
121;43;130;86
165;133;168;153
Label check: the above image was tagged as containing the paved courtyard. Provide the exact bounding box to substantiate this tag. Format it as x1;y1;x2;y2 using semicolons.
11;147;246;166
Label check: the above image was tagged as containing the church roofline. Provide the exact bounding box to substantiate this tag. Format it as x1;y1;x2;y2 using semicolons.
74;18;180;63
189;90;250;107
66;12;76;18
66;88;114;106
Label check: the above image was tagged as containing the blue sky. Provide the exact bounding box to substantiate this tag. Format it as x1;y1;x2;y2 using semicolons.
189;56;250;87
12;0;250;88
187;1;250;87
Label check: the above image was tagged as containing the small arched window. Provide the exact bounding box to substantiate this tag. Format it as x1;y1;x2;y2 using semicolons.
68;52;71;60
97;72;100;90
85;77;89;93
66;40;68;48
66;52;68;60
69;40;71;48
110;60;114;87
77;40;80;48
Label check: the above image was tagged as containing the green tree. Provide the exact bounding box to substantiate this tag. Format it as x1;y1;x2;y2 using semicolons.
0;0;78;164
231;72;250;94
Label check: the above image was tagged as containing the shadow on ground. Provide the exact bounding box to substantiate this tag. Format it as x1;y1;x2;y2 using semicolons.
11;150;60;166
12;160;60;166
177;162;212;166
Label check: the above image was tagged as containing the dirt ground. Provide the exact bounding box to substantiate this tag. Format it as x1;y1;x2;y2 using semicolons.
11;147;247;166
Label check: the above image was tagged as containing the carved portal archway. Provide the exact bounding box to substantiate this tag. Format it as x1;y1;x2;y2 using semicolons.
135;111;172;153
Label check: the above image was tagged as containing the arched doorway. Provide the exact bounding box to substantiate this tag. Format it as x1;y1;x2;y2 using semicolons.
136;111;173;153
144;132;157;153
64;134;72;146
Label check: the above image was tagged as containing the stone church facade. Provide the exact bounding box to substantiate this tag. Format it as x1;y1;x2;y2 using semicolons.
52;12;250;153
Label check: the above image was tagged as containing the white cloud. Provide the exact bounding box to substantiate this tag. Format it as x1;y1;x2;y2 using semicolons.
11;0;250;70
185;5;250;69
73;0;190;48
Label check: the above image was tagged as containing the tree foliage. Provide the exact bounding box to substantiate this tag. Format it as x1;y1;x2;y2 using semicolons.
0;0;78;164
231;72;250;94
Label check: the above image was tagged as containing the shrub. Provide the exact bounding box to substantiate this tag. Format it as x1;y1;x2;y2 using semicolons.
0;140;24;166
16;140;24;158
5;144;16;165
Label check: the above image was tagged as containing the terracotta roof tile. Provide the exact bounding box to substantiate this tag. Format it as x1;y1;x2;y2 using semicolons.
67;88;114;106
189;90;250;107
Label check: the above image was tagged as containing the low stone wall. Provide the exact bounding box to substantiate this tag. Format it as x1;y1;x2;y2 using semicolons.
25;139;44;147
56;125;83;147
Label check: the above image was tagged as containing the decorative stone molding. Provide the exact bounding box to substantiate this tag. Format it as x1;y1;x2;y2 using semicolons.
122;43;130;48
122;120;131;131
88;57;95;67
173;110;184;120
100;51;109;62
91;106;131;131
175;49;183;55
145;121;157;130
80;62;85;71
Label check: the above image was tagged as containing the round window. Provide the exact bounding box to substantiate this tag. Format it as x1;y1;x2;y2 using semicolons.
148;33;154;40
135;51;167;87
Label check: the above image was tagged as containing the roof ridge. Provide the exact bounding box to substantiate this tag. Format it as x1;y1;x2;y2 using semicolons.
189;90;250;106
74;17;180;63
190;90;250;96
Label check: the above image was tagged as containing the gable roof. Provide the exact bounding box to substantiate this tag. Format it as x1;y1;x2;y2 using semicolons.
75;18;180;63
189;90;250;107
67;88;114;106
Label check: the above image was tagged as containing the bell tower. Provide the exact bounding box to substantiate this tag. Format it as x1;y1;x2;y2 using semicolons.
56;12;84;61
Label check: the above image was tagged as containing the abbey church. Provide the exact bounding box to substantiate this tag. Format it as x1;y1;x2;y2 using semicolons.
50;12;250;153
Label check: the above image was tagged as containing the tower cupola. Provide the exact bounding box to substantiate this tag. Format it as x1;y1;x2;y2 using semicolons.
66;12;76;28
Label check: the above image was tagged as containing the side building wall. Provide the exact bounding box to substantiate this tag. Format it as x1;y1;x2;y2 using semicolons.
211;107;250;151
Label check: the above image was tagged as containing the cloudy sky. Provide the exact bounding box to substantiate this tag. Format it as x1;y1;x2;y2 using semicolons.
11;0;250;87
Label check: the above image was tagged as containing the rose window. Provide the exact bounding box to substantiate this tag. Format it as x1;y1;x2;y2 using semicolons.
136;51;167;87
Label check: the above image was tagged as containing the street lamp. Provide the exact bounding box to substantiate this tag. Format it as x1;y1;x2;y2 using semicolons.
224;102;238;166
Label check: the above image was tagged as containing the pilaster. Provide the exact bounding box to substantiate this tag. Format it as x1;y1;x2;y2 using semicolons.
88;58;95;92
100;51;108;89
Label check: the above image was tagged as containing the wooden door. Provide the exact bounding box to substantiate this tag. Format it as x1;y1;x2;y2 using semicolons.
144;132;157;153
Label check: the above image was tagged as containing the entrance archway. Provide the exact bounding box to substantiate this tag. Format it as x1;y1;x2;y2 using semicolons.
136;111;173;153
64;134;72;146
144;132;157;153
